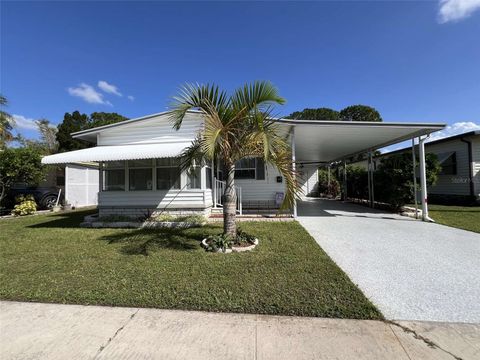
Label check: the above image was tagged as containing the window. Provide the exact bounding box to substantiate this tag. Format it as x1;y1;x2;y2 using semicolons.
187;164;201;189
439;152;457;175
128;160;153;191
103;161;125;191
206;166;212;189
235;158;265;180
156;158;180;190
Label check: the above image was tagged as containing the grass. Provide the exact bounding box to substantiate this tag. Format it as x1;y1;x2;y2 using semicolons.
0;210;381;320
427;204;480;234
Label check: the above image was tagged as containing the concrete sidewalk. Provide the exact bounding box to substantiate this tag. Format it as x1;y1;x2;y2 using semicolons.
1;301;479;360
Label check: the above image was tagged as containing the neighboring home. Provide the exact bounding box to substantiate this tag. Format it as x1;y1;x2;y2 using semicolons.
41;110;445;218
354;131;480;204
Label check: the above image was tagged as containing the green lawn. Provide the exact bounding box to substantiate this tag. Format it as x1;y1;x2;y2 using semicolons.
428;204;480;234
0;210;381;320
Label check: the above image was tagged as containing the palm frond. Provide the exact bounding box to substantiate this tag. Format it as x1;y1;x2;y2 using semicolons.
169;83;228;130
231;81;285;115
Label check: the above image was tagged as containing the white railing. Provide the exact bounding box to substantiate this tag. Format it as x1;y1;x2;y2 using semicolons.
213;178;242;215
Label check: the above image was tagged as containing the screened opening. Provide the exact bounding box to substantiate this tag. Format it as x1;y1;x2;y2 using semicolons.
156;158;180;190
187;166;201;189
206;166;212;189
128;160;153;191
103;161;125;191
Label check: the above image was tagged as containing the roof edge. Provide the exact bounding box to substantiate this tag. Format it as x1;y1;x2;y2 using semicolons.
71;109;203;138
381;130;480;156
274;118;447;128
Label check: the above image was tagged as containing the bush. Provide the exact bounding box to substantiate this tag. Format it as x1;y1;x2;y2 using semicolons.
152;213;206;226
205;234;233;253
317;168;341;198
11;195;37;216
375;153;440;210
346;165;368;199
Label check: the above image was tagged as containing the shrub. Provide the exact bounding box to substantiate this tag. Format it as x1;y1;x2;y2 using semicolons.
151;213;206;226
11;195;37;216
235;229;256;245
205;234;233;253
152;213;175;222
317;168;341;198
346;165;368;200
375;153;440;210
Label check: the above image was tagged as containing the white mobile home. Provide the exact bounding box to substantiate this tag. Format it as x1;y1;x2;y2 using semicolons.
42;111;445;218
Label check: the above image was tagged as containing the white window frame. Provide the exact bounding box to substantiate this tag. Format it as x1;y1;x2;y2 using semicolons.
235;157;266;181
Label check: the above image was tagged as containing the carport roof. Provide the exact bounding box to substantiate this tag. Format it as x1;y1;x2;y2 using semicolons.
274;119;445;163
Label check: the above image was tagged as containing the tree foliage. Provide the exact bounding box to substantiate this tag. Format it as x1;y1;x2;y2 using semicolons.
56;111;128;152
341;152;441;209
287;107;340;120
339;105;382;122
170;81;300;237
0;95;15;148
0;147;46;206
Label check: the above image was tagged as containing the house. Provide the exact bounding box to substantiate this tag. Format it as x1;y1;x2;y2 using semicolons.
41;111;445;219
353;131;480;204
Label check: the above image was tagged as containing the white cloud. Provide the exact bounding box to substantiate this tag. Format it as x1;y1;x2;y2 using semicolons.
12;114;38;131
427;121;480;142
68;83;112;105
438;0;480;23
127;95;135;101
98;80;122;97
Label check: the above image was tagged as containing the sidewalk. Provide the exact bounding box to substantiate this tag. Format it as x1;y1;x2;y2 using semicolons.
1;301;478;360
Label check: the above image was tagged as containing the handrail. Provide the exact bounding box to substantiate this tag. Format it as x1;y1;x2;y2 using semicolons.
214;178;242;214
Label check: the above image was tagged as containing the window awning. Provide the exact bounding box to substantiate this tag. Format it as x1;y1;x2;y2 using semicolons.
41;142;191;165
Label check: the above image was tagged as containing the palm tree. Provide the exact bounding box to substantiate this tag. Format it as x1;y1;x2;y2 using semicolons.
170;81;300;237
0;95;15;148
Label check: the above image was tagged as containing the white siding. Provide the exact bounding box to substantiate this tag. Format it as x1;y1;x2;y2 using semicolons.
235;164;286;204
66;164;99;207
99;189;212;209
97;112;202;146
426;139;471;196
298;165;318;197
469;135;480;199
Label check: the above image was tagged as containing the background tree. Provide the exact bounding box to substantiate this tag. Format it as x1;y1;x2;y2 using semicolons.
56;111;128;152
0;95;15;148
170;81;300;237
56;111;90;152
287;107;340;120
89;112;128;128
36;119;58;153
0;147;46;207
340;105;383;122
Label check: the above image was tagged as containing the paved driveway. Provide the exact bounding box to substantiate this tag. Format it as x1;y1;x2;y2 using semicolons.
297;199;480;323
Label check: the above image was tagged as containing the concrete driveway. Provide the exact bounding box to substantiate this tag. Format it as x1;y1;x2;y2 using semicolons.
297;199;480;323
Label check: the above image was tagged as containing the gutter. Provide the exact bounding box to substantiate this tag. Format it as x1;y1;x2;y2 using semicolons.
460;137;475;198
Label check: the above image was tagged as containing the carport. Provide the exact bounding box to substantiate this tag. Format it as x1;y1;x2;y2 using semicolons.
275;119;446;220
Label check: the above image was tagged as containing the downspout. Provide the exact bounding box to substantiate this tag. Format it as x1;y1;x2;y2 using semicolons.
460;138;475;198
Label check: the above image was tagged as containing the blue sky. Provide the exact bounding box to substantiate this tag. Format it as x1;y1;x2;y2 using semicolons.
2;1;480;145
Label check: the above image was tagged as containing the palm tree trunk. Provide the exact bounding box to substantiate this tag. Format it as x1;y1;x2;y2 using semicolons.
223;163;237;238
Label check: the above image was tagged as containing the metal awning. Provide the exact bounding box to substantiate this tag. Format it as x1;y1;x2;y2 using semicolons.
41;142;191;165
275;119;446;163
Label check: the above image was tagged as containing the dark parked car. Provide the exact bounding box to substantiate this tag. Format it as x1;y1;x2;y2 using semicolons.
5;184;64;210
